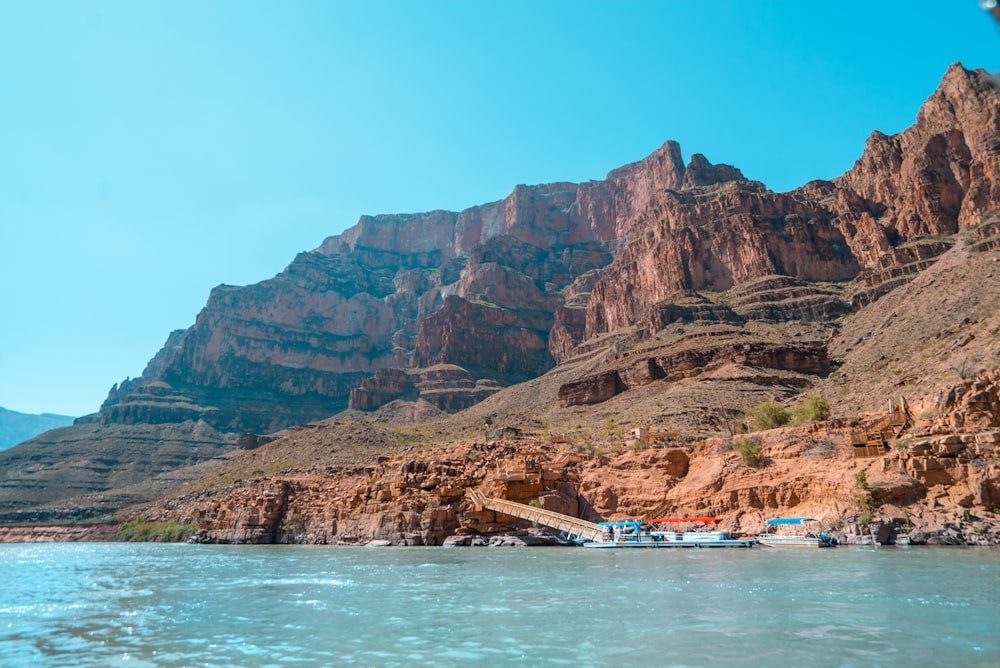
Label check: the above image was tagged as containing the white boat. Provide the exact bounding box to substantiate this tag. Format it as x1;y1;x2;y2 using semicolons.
584;517;756;548
757;517;838;548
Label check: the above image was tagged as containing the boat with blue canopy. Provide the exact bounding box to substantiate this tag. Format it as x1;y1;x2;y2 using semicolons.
757;517;838;548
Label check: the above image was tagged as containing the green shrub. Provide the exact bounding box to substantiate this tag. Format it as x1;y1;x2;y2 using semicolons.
791;395;831;424
854;471;875;526
746;402;791;432
733;436;763;468
113;516;194;542
603;416;617;436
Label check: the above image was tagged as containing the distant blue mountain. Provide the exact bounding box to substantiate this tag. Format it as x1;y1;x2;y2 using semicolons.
0;407;75;450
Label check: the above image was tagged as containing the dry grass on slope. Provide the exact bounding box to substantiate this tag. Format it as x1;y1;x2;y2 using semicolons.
819;235;1000;417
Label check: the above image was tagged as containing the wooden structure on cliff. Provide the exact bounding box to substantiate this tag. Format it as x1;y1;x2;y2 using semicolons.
467;489;606;543
491;455;542;484
631;427;680;446
851;398;912;457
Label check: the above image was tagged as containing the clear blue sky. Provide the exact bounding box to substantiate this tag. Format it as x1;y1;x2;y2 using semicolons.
1;1;997;417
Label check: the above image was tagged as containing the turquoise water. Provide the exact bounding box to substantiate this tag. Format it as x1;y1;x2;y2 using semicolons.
2;544;999;667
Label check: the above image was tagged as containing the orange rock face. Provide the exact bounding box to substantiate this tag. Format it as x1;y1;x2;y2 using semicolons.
90;65;1000;439
584;183;859;336
171;368;1000;547
582;65;1000;341
8;64;1000;531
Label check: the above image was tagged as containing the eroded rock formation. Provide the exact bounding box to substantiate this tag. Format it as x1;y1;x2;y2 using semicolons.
4;63;999;525
90;64;1000;438
164;369;1000;547
558;339;830;407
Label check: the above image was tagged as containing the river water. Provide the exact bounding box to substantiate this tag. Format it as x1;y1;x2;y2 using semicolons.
1;543;998;667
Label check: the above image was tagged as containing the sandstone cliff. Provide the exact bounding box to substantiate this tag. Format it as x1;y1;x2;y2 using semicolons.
145;362;1000;547
580;64;1000;344
2;63;999;527
96;64;1000;439
88;140;744;436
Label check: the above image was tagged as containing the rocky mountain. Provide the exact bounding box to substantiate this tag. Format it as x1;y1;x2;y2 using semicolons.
86;139;743;435
0;408;74;451
1;62;999;536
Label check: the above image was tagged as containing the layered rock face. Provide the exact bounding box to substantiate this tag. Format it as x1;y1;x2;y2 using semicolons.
583;182;859;336
0;420;234;519
96;65;999;437
835;63;1000;242
577;65;1000;344
94;142;739;432
349;366;502;413
6;64;999;524
558;340;831;408
168;375;1000;546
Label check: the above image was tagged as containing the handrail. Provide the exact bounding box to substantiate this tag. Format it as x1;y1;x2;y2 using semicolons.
468;489;606;543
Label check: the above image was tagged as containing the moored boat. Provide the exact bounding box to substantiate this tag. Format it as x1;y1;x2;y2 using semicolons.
757;517;838;548
584;517;756;548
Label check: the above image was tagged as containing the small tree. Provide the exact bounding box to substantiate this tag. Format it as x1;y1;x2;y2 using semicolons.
791;395;831;424
746;401;791;432
855;469;874;526
858;507;874;527
733;436;763;468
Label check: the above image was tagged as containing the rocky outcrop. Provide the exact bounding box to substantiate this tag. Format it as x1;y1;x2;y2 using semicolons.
349;369;418;410
649;291;744;328
160;391;1000;546
558;340;831;407
0;524;116;543
726;276;850;322
964;215;1000;253
681;153;745;189
6;63;1000;526
557;370;625;407
583;181;860;336
847;238;954;308
349;365;504;413
188;443;586;545
413;296;551;378
925;367;1000;434
834;63;1000;242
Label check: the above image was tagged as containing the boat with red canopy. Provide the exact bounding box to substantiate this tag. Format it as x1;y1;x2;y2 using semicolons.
584;516;756;548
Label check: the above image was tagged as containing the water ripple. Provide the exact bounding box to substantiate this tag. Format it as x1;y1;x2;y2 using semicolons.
1;544;999;666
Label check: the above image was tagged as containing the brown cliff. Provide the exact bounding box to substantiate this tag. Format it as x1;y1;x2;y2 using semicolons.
835;63;1000;241
583;182;859;336
577;64;1000;344
101;64;1000;439
93;143;729;436
3;63;999;527
143;364;1000;546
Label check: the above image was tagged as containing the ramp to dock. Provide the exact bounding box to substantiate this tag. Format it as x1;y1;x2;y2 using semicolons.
468;489;606;543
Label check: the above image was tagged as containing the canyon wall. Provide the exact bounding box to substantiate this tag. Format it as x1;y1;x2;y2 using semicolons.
4;63;999;522
172;368;1000;547
580;64;1000;341
93;142;745;433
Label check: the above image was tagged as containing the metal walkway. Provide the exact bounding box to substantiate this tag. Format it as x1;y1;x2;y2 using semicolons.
468;489;607;543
